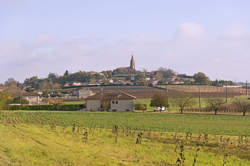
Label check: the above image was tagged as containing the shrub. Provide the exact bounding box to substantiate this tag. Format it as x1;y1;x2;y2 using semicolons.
135;104;147;110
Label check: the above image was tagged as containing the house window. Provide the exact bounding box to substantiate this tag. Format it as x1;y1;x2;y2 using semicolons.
112;101;118;104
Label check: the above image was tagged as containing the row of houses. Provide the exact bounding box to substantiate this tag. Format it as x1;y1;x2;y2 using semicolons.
22;90;136;112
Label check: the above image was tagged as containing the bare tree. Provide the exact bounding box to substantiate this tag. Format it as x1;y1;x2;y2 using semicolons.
233;97;250;116
150;92;169;111
174;97;195;114
207;98;225;115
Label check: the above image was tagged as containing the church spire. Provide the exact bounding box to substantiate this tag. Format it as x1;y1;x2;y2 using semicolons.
130;55;135;72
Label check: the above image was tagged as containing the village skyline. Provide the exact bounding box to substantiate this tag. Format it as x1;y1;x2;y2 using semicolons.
0;55;247;85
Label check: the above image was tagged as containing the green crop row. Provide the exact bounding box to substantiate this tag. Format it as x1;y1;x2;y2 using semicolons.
7;104;86;111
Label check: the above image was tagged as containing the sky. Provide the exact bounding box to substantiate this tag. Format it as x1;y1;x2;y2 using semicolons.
1;0;250;83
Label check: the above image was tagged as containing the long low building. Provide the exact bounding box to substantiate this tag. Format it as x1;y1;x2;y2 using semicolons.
85;91;136;112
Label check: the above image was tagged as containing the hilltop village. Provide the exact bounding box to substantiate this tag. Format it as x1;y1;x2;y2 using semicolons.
0;55;241;106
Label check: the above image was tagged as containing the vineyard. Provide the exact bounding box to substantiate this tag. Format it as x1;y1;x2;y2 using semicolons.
156;85;246;98
74;85;246;99
78;86;164;98
0;111;250;165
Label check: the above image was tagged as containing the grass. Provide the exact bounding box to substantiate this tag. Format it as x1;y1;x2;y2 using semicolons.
2;111;250;136
63;100;85;105
1;111;250;165
0;123;249;166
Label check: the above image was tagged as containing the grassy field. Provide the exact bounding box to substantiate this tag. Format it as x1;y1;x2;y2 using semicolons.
1;111;250;165
2;111;250;136
0;123;249;166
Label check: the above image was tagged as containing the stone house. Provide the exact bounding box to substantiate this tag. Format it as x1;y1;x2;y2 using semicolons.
85;91;136;112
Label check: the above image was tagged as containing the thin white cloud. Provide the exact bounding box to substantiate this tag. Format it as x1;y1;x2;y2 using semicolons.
0;22;250;83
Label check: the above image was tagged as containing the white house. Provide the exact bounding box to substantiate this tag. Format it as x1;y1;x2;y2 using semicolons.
85;91;136;112
24;95;44;105
72;81;82;86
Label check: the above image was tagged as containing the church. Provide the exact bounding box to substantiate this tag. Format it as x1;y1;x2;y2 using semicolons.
112;55;136;75
130;55;135;72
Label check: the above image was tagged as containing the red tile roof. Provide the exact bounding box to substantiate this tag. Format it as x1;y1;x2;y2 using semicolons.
86;91;136;100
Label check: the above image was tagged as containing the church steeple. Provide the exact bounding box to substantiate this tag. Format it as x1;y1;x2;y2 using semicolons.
130;55;135;72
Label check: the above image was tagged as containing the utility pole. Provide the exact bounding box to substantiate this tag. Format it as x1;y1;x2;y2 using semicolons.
225;85;228;103
198;85;201;110
246;81;248;96
166;84;169;107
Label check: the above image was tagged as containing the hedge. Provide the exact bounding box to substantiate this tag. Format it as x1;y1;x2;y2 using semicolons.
135;104;147;110
7;104;86;111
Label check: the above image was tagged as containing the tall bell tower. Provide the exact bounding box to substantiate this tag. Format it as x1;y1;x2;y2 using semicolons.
130;55;135;72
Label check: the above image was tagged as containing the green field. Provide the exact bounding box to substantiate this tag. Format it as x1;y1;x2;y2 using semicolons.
1;111;250;165
63;100;86;105
2;111;250;136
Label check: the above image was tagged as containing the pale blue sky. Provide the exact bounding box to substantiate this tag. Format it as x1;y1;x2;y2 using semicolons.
0;0;250;82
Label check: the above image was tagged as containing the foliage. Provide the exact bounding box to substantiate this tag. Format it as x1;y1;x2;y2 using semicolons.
43;98;63;106
173;97;196;114
0;92;12;110
150;93;169;108
207;98;225;115
134;73;147;85
8;104;85;111
11;96;29;104
232;97;250;116
157;67;176;80
211;79;234;86
193;72;210;85
134;104;147;111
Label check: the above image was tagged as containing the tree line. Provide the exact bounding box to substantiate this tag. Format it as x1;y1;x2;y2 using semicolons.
150;92;250;116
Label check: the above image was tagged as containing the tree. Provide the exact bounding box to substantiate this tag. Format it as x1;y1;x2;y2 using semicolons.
4;78;18;87
135;73;147;85
150;93;169;109
193;72;210;85
174;97;195;114
64;70;69;77
207;98;225;115
0;92;12;110
135;104;147;112
158;67;176;78
11;96;29;104
233;97;250;116
48;73;57;81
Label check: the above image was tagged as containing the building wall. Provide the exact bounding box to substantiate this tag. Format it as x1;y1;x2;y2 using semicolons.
86;100;101;111
25;96;43;105
110;99;134;112
79;90;95;99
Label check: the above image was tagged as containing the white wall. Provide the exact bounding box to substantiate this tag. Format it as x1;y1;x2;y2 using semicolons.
86;100;101;111
110;100;134;112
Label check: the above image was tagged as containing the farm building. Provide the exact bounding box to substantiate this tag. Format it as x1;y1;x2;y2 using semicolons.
85;91;136;112
73;89;95;99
